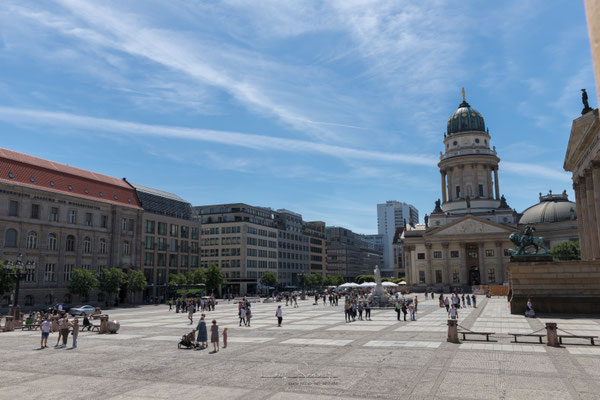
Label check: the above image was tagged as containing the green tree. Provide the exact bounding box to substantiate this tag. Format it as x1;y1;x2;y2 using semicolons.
127;269;147;304
98;268;127;303
355;274;374;284
68;268;98;301
260;270;279;288
0;262;15;297
331;274;344;286
205;264;224;296
304;272;323;289
187;268;206;284
168;272;188;286
550;241;581;261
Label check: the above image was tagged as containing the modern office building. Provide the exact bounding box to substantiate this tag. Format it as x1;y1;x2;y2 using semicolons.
131;183;201;301
377;201;418;276
0;148;143;308
303;221;327;277
326;227;381;281
275;209;309;287
193;203;278;295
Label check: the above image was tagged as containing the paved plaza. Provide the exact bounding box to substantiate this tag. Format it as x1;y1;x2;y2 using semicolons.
2;295;600;399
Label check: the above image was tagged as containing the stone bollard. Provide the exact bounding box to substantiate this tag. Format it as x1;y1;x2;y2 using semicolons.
546;322;560;347
99;315;109;334
4;316;14;332
447;319;459;343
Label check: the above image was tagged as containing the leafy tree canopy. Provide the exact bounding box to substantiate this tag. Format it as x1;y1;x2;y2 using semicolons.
168;272;188;286
127;269;147;293
99;267;127;296
68;268;98;298
0;262;15;296
205;264;224;294
260;270;279;287
187;268;206;285
550;241;580;261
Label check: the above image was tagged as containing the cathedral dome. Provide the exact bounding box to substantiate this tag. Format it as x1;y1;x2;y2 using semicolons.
519;191;577;224
446;100;486;135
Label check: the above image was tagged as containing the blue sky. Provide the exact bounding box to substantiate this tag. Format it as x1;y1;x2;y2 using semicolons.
0;0;596;233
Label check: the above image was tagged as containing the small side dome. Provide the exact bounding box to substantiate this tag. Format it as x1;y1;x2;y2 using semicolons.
519;191;577;224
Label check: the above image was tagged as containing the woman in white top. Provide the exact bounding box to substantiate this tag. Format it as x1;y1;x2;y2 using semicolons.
449;304;458;319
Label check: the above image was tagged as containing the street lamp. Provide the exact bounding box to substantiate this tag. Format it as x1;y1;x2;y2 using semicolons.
3;253;35;307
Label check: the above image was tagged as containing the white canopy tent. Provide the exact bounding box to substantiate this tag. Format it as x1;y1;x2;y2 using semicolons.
359;282;377;288
382;281;398;287
338;282;360;288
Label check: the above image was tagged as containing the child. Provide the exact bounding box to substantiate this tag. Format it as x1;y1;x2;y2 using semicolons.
223;327;228;348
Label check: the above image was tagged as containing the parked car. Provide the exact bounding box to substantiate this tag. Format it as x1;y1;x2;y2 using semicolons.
69;305;98;316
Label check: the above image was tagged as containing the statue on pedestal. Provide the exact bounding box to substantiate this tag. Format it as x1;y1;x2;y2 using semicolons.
582;89;593;115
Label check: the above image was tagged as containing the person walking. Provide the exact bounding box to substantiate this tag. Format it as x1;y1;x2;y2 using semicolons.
188;304;194;325
449;304;458;320
357;302;364;320
40;317;51;348
196;315;208;349
59;316;70;348
71;318;79;349
408;303;416;321
239;305;246;326
413;296;418;312
461;294;466;308
401;302;408;321
466;294;471;307
344;301;351;323
210;320;219;353
223;327;228;349
276;305;283;327
55;315;63;347
168;299;173;311
365;301;371;321
444;296;450;312
472;294;477;308
245;307;252;327
395;301;402;321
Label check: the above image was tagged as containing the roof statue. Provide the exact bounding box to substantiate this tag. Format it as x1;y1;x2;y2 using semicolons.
424;214;429;228
499;194;510;209
582;89;593;115
508;226;549;256
433;199;442;213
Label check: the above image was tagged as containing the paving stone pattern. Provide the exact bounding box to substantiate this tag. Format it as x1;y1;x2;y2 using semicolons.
1;296;600;399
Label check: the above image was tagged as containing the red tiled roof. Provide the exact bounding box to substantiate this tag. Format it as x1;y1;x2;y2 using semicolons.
0;148;141;209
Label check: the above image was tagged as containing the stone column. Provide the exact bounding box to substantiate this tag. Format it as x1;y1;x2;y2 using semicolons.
447;168;454;201
546;322;559;347
459;166;465;199
441;170;447;203
585;169;600;259
473;163;479;198
591;163;600;259
495;241;505;283
487;166;493;199
447;319;459;343
478;242;486;284
493;168;500;200
442;242;450;285
425;243;432;285
577;176;592;260
459;243;468;286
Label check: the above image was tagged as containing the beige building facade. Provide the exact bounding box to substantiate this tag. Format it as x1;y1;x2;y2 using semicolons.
303;221;327;278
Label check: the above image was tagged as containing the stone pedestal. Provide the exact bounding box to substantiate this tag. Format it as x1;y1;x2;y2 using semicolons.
10;306;21;321
99;315;109;334
447;319;459;343
546;322;560;347
3;316;15;332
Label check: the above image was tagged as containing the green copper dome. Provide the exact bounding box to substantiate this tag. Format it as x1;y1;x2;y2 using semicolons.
446;100;486;135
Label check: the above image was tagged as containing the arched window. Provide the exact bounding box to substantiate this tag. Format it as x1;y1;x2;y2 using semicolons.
48;233;57;250
24;295;34;306
26;231;38;249
123;241;130;256
99;238;107;254
4;229;17;247
66;235;75;252
83;236;92;253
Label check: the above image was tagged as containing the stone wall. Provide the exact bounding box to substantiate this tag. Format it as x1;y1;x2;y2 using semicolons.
508;260;600;314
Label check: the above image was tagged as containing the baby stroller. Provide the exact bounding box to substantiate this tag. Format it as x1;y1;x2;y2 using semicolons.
178;331;197;349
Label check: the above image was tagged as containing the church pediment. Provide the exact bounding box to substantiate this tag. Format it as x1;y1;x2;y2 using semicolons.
426;216;513;236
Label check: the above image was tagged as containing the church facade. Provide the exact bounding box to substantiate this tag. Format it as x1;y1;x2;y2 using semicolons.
401;92;517;290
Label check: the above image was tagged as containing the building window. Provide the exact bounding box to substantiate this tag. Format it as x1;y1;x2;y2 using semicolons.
44;263;56;282
456;186;461;198
157;253;166;267
24;295;34;306
145;236;154;250
68;210;76;224
66;235;75;252
418;271;425;283
121;218;127;231
452;270;460;284
128;219;134;232
145;220;155;234
417;253;425;260
157;238;167;251
158;222;167;236
485;249;494;257
99;238;107;253
30;204;40;219
101;215;108;228
450;250;459;258
49;207;58;222
170;224;179;237
144;253;154;266
191;227;199;240
25;265;36;282
26;231;38;249
83;236;92;253
169;254;178;268
433;251;442;259
123;241;130;256
435;270;443;284
85;213;92;226
4;229;17;247
181;255;188;268
8;200;19;216
48;233;57;250
63;264;73;281
181;226;189;238
488;268;496;283
478;184;484;197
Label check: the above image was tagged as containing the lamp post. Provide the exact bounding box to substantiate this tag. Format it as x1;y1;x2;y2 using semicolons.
3;253;35;319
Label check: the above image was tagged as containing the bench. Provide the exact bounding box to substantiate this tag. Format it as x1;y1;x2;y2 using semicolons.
509;333;545;344
558;335;597;346
458;331;495;342
21;324;40;331
82;324;100;332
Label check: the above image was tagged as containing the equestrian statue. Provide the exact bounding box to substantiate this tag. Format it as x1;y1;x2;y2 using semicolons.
509;226;549;256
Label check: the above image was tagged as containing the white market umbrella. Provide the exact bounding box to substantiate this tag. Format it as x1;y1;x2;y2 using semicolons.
382;281;398;287
359;282;377;288
398;281;407;285
339;282;360;288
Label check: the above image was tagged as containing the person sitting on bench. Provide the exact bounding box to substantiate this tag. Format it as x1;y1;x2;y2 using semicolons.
82;315;92;331
525;298;535;318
